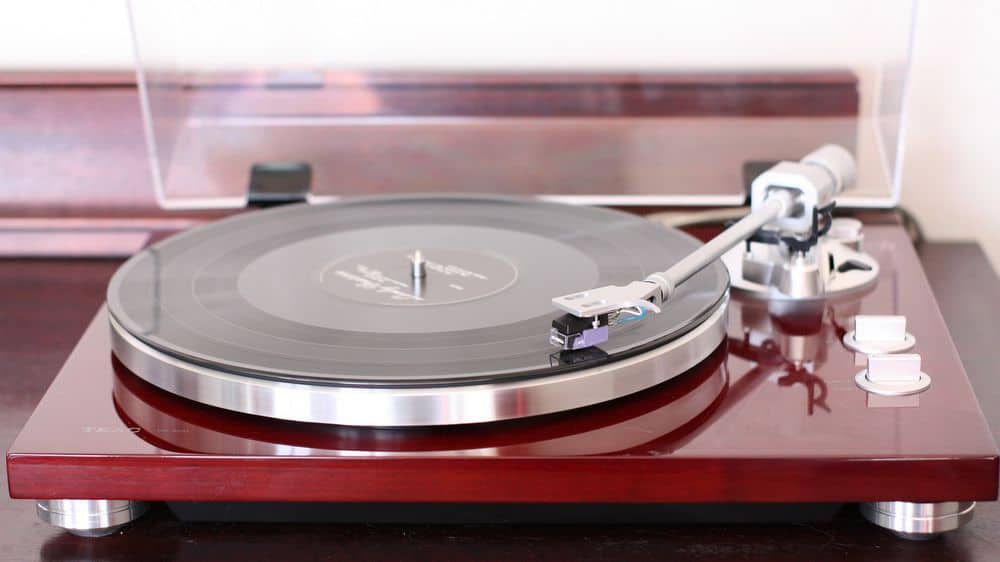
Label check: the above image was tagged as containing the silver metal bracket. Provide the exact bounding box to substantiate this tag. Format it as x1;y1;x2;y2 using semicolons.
860;501;976;539
36;499;150;537
723;233;879;301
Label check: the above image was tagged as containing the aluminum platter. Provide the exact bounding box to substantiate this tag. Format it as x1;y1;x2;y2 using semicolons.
108;195;728;426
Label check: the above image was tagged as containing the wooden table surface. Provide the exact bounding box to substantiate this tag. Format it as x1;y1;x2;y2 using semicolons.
1;243;998;562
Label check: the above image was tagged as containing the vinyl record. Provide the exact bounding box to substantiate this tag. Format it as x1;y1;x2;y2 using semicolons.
108;195;728;387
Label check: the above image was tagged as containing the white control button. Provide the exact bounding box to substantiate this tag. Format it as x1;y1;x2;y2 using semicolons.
855;353;931;396
866;353;921;383
843;315;916;355
855;315;907;343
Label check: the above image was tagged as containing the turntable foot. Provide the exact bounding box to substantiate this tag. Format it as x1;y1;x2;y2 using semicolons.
36;499;149;537
860;501;975;540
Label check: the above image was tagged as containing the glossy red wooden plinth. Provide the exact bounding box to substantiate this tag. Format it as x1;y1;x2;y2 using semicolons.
6;225;998;505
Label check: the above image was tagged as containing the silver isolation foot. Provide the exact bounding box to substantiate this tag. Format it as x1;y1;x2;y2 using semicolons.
860;501;975;540
36;499;149;537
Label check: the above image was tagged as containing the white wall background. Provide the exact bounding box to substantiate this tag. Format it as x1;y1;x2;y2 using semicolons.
1;0;997;270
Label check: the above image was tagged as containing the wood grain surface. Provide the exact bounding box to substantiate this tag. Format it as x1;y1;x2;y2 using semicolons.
1;244;999;561
7;226;998;509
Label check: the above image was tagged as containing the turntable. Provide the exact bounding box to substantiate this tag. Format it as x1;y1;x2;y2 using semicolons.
6;0;998;544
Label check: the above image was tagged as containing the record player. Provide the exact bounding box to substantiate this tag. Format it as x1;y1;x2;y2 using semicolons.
6;0;998;542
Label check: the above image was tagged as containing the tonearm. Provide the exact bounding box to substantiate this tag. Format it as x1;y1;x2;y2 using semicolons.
550;144;878;351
